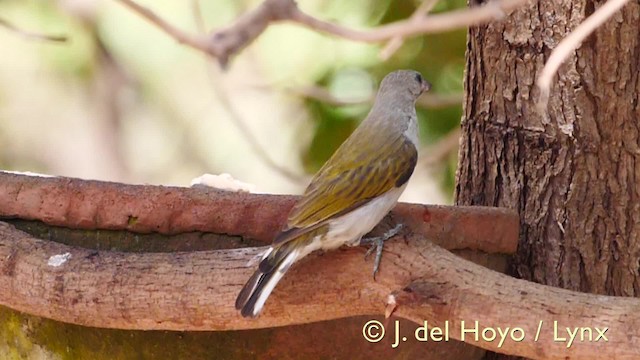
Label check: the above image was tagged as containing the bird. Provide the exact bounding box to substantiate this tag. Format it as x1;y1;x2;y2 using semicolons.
235;69;431;318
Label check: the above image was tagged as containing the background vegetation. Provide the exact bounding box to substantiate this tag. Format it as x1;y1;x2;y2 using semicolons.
0;0;469;358
0;0;466;203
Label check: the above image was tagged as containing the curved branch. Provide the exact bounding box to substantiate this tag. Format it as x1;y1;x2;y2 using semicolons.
0;171;517;254
289;0;528;42
536;0;631;111
115;0;530;66
0;220;637;359
0;17;68;42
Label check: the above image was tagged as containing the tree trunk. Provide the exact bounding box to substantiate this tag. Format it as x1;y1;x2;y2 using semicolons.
456;0;640;357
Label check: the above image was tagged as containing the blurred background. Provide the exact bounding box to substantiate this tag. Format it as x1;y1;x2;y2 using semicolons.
1;1;471;358
0;0;466;205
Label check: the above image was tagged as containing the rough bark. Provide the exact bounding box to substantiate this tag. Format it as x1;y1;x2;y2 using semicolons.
456;0;640;358
2;221;640;359
0;172;517;254
3;173;640;357
0;305;484;360
0;173;517;360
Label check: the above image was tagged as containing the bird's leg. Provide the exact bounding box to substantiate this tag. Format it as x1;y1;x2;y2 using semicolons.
360;224;403;279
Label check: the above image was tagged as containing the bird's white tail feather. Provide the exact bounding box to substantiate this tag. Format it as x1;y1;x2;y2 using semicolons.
241;248;299;317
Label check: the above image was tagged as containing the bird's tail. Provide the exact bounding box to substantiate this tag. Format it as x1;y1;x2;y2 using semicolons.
235;242;300;318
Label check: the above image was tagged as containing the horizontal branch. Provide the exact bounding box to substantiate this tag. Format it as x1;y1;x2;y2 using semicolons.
290;85;463;109
0;220;638;359
378;0;440;60
0;171;517;254
289;0;528;42
0;17;68;42
115;0;530;66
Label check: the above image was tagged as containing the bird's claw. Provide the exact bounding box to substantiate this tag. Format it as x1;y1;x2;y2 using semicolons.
361;224;404;279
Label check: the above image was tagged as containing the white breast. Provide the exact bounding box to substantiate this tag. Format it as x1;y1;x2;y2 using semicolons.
404;113;419;147
320;185;406;250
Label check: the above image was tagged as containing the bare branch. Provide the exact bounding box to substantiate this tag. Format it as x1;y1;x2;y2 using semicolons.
289;85;368;106
417;92;464;109
116;0;210;50
0;212;638;358
186;1;305;182
115;0;530;67
289;0;529;42
190;0;206;33
291;85;462;109
204;68;308;183
379;0;440;60
536;0;631;111
0;17;67;43
421;127;461;166
0;171;518;253
116;0;293;67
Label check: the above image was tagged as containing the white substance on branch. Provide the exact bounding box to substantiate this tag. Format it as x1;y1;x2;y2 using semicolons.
3;170;55;178
48;252;72;267
190;173;256;193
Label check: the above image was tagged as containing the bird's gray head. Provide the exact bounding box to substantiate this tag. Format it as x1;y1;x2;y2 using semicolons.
377;70;431;104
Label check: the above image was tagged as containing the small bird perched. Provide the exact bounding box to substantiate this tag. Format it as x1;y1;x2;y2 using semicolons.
236;70;431;318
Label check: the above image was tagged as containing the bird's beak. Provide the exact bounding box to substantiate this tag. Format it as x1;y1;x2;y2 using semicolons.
421;80;432;94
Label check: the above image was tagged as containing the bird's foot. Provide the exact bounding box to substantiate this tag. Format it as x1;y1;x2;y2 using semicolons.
360;224;404;279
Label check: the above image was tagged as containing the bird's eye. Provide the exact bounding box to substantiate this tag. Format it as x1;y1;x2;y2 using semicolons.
415;73;423;84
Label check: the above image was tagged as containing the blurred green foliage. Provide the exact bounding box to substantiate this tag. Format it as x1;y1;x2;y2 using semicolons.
0;0;466;197
0;0;471;357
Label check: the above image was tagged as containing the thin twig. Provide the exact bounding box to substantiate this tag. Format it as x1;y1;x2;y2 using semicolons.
189;0;306;183
536;0;631;112
0;17;67;42
379;0;440;60
207;72;307;183
421;127;461;166
290;85;462;109
115;0;530;67
417;93;464;109
190;0;206;33
289;0;528;42
116;0;210;50
289;86;369;106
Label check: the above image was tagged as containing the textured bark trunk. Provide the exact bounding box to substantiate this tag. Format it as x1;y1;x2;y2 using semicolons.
456;0;640;357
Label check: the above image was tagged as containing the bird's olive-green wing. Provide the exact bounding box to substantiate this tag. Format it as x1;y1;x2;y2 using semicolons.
273;132;417;246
